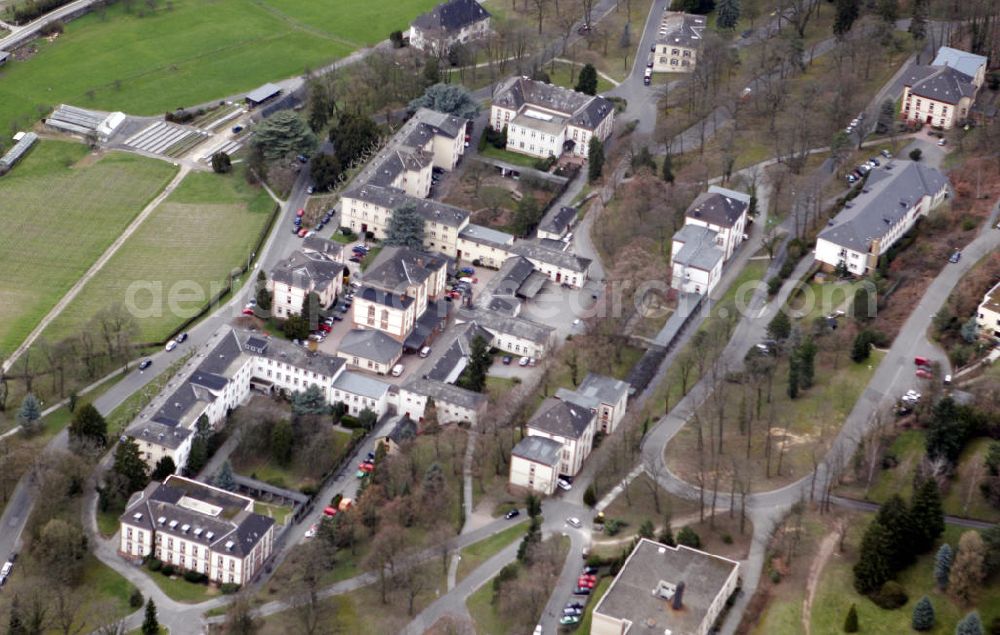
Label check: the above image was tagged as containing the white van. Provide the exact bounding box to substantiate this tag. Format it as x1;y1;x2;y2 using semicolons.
419;346;431;358
391;363;405;377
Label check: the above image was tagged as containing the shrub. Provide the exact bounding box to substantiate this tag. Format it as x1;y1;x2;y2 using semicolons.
583;484;597;507
183;570;207;584
871;580;908;609
844;603;859;632
130;589;144;608
220;583;241;594
769;569;782;583
147;558;162;572
604;518;623;536
161;564;176;577
722;533;733;544
676;526;701;548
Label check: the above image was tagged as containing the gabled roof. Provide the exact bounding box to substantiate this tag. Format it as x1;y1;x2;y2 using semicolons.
538;206;577;236
686;188;749;228
509;241;591;273
655;11;706;48
909;66;977;104
302;235;344;261
527;398;595;439
818;161;949;252
404;377;488;411
575;373;630;406
412;0;491;34
672;224;723;272
512;435;562;466
270;250;345;291
338;329;402;365
492;77;614;131
332;371;391;400
245;83;282;104
363;246;447;292
456;307;554;345
931;46;987;80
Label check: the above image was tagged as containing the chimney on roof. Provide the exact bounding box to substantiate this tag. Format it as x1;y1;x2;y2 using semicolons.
672;581;685;610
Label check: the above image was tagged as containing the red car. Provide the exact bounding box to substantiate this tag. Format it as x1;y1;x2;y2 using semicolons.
358;462;374;473
916;368;933;379
319;323;333;333
296;208;305;217
323;506;337;517
576;577;596;589
298;228;309;238
242;307;255;316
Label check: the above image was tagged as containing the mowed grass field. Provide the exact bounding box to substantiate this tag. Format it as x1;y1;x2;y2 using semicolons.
0;140;176;356
0;0;439;133
43;170;275;343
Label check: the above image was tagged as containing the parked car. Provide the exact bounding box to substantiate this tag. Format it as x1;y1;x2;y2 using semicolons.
319;323;333;333
880;149;892;158
566;517;582;528
296;208;305;217
557;478;572;491
175;332;189;344
231;125;243;134
304;524;318;539
528;357;537;367
138;359;153;371
944;374;952;385
419;346;432;358
582;566;598;575
949;250;961;263
916;368;934;379
564;607;583;616
937;138;947;146
560;615;581;626
518;356;530;367
349;256;362;263
165;340;177;352
242;307;255;315
502;355;513;365
391;363;405;377
505;509;520;520
573;586;592;596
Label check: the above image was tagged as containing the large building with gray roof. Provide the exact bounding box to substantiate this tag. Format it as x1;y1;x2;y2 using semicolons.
509;435;564;494
524;398;596;476
556;372;631;434
337;329;403;375
815;160;949;276
652;12;706;73
126;327;349;472
408;0;492;54
490;76;615;159
119;475;275;586
901;46;988;130
591;538;740;635
268;250;345;318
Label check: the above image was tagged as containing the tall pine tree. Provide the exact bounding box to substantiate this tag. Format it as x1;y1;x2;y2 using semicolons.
833;0;861;38
908;0;928;40
142;599;159;635
853;520;892;594
956;611;983;635
588;138;604;182
384;201;425;249
911;596;935;631
876;494;917;571
575;64;598;95
934;543;953;590
715;0;741;30
910;478;944;552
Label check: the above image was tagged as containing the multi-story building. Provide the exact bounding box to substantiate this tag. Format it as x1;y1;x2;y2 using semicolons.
455;307;555;359
815;161;949;276
118;475;275;586
408;0;492;54
490;76;615;159
555;373;630;435
352;246;448;342
336;328;403;375
268;250;345;318
330;371;392;417
670;185;750;295
398;377;488;425
524;397;596;477
652;12;706;73
126;328;345;471
900;46;988;130
508;435;563;495
977;281;1000;339
591;538;740;635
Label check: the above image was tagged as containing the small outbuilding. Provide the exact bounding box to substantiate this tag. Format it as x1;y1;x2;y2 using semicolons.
245;83;282;109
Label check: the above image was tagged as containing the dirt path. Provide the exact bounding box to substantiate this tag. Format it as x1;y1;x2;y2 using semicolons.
1;164;190;373
802;520;843;635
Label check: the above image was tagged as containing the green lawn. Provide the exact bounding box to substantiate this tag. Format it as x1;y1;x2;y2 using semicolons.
81;554;140;614
466;577;513;635
811;520;1000;633
479;144;544;169
0;0;440;134
578;576;612;633
456;520;528;583
545;61;615;94
42;170;274;343
143;566;219;603
0;141;177;356
235;427;352;492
